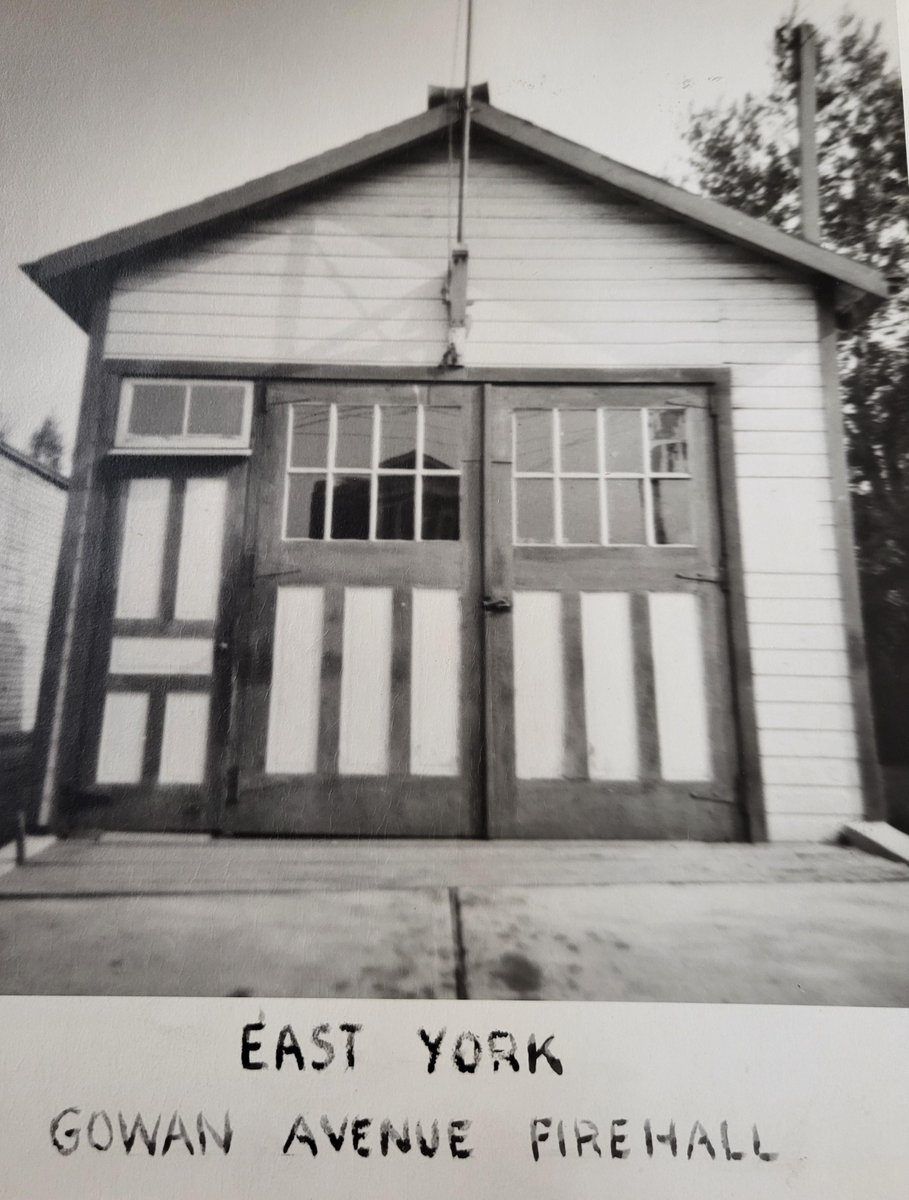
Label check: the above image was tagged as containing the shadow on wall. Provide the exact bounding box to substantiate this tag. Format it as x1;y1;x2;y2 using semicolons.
0;622;29;845
883;768;909;836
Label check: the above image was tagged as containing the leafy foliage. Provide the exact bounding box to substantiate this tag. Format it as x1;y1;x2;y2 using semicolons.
686;10;909;761
29;415;65;473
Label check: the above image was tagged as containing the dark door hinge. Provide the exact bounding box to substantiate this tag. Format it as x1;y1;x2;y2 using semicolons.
674;571;727;590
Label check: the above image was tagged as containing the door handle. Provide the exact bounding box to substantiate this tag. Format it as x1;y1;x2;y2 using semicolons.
482;596;512;613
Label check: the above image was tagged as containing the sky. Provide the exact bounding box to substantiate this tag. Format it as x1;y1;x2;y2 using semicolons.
0;0;903;459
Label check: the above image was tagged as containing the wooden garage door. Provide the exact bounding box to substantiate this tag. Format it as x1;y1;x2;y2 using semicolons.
227;383;484;835
483;384;744;839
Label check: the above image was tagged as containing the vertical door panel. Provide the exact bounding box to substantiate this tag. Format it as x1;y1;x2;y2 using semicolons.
581;591;639;781
410;588;461;777
512;592;565;780
114;477;170;619
338;586;393;776
649;591;712;781
264;586;324;775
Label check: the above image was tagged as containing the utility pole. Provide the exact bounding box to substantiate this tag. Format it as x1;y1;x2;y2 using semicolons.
795;22;820;243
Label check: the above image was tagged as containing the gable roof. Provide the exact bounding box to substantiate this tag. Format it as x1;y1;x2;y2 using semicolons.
22;100;888;331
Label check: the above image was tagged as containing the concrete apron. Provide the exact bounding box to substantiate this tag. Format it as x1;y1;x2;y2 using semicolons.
0;836;908;1003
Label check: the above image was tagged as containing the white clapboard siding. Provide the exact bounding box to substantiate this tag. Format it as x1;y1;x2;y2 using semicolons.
753;676;853;704
733;410;827;432
749;623;847;652
759;729;857;758
103;133;866;839
757;703;855;732
746;597;846;625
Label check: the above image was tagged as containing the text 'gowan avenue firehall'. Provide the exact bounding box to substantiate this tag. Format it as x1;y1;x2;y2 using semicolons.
23;90;889;843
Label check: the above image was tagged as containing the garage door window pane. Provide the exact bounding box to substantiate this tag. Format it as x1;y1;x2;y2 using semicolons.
607;479;646;544
652;479;692;545
377;476;415;540
560;409;598;473
286;475;326;539
515;411;553;472
516;478;555;544
561;479;600;544
605;409;643;473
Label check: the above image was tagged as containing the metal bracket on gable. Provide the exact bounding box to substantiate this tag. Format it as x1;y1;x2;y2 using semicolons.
441;245;470;367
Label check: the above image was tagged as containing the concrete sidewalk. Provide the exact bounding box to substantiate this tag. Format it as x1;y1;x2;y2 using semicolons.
1;836;908;1003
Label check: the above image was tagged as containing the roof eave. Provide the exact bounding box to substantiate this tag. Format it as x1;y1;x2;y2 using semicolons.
20;102;457;330
472;104;889;316
21;99;888;330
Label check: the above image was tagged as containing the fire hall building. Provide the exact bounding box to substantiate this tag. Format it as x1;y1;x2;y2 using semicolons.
23;96;888;842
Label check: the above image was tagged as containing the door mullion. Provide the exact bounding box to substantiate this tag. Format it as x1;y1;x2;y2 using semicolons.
483;384;517;836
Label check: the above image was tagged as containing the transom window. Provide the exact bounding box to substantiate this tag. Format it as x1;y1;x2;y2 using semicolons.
116;379;253;452
513;406;692;546
283;402;461;541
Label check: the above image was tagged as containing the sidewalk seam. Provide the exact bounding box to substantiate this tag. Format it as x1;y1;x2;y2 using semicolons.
448;886;469;999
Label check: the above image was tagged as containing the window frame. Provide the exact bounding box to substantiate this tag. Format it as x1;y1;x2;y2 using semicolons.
511;404;694;549
282;400;462;543
112;378;254;455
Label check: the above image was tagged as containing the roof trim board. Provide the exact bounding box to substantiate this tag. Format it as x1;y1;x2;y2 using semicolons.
22;101;888;331
473;105;888;310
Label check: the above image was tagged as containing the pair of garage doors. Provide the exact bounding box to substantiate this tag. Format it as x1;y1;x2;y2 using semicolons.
84;381;742;839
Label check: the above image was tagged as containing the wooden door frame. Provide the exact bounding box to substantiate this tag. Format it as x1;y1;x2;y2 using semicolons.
98;361;766;842
62;455;249;833
225;379;486;836
482;379;753;839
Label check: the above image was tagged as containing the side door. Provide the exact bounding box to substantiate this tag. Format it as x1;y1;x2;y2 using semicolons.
76;459;246;831
228;382;483;836
484;384;744;840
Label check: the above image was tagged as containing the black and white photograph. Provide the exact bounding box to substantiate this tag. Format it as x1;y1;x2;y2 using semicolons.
1;0;908;1004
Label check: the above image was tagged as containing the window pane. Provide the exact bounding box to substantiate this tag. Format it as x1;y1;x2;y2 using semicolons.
424;407;461;470
606;479;646;544
381;405;417;469
128;384;185;436
335;405;374;468
653;479;692;544
285;474;326;539
604;409;643;473
377;476;415;540
187;385;246;436
649;409;689;473
331;475;371;539
515;410;552;472
561;479;600;544
290;405;330;468
559;409;597;473
422;477;459;540
515;478;554;544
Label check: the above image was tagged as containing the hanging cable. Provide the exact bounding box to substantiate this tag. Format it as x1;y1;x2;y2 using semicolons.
456;0;474;245
446;0;465;267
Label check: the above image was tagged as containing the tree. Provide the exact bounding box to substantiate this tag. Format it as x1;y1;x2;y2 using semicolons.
685;10;909;764
29;415;65;473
